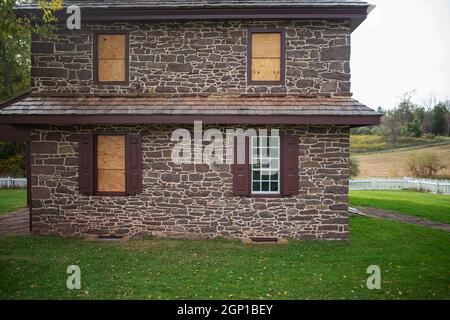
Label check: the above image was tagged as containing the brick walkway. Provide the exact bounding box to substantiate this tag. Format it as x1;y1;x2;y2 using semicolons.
0;208;30;236
351;206;450;232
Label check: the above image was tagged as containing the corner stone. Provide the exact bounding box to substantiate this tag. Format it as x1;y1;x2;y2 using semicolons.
320;46;350;61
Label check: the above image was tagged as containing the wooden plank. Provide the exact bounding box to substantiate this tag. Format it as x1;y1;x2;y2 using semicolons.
252;33;281;58
98;35;126;59
251;58;281;81
98;59;125;82
97;135;125;192
79;134;94;194
97;169;126;192
97;136;125;169
0;125;31;141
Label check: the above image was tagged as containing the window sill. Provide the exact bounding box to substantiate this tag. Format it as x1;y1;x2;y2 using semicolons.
247;81;285;86
93;192;127;197
93;81;129;86
250;194;284;199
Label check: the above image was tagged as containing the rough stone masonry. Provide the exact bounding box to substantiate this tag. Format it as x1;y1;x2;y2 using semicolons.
30;124;350;240
28;18;354;240
31;20;352;96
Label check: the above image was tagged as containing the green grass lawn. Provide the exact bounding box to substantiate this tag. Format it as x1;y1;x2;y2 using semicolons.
0;189;27;215
0;216;449;300
349;190;450;224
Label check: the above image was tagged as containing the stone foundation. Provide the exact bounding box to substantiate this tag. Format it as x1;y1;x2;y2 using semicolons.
30;124;350;240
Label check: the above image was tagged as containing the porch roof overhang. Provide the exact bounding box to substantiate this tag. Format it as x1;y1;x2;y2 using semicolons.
0;94;381;127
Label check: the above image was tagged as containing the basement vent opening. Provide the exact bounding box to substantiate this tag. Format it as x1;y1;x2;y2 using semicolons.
249;237;279;243
97;235;123;241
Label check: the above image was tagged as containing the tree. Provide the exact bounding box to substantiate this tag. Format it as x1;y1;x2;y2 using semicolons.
406;106;425;137
431;103;448;136
380;92;421;140
380;109;402;144
349;157;360;178
376;106;385;114
406;119;422;137
397;91;416;120
0;0;63;101
397;100;415;125
0;141;26;177
0;1;63;178
421;107;433;135
445;100;450;137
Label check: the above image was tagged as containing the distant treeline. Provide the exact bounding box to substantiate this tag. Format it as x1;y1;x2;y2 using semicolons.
352;94;450;143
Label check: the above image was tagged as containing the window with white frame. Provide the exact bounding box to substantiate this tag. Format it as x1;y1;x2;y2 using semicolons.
251;135;280;194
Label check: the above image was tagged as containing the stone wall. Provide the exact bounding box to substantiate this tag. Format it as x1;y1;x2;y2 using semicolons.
31;20;351;96
30;124;350;240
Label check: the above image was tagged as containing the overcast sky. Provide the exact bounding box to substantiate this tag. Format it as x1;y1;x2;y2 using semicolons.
351;0;450;109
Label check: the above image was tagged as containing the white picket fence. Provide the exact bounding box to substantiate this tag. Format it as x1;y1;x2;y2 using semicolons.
1;176;450;194
350;177;450;195
0;177;27;188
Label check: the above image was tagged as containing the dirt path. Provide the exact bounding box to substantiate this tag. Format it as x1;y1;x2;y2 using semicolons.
0;208;30;236
350;206;450;232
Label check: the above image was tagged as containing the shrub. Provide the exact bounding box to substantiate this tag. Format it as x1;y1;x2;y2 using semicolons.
406;120;422;137
405;152;446;178
349;157;360;178
351;126;377;135
0;142;26;177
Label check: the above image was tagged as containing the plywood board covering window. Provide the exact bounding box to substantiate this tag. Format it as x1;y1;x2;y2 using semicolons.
97;34;126;82
97;135;125;193
251;33;281;82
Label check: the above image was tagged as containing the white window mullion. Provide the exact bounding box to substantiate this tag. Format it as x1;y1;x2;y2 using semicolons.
251;135;280;195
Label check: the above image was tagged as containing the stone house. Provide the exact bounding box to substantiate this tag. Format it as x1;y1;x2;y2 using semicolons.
0;0;380;241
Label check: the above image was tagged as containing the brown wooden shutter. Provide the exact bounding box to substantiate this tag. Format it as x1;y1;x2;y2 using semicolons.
79;134;94;194
282;133;299;196
126;134;142;194
232;136;250;196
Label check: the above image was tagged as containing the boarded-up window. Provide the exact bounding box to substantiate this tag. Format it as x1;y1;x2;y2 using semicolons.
97;135;126;193
96;34;127;83
79;134;142;195
250;32;282;82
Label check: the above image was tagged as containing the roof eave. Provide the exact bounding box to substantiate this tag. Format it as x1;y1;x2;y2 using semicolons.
16;5;369;32
0;114;380;127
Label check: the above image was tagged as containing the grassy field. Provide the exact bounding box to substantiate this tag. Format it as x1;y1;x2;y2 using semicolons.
349;190;450;224
0;216;449;300
350;135;450;154
0;189;27;215
353;144;450;178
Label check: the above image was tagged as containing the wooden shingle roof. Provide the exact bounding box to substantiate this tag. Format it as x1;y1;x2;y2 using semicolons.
0;95;381;126
0;95;376;116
